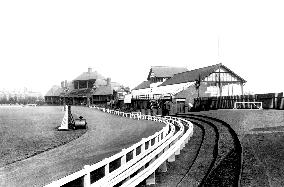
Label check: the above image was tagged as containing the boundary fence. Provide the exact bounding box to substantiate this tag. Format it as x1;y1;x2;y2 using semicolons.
193;93;284;111
45;106;194;187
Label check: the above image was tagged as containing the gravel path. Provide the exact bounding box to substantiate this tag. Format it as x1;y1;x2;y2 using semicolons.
154;125;204;187
177;120;218;186
145;113;241;187
0;107;164;187
143;118;218;187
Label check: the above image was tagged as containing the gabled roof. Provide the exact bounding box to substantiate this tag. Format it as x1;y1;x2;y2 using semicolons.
110;82;123;91
132;81;151;90
45;85;63;96
220;64;247;83
73;71;105;81
116;86;130;93
94;79;107;86
147;66;188;80
63;86;113;97
66;88;92;97
93;85;113;95
159;63;246;86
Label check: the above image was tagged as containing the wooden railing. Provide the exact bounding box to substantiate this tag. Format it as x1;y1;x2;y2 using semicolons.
45;106;194;187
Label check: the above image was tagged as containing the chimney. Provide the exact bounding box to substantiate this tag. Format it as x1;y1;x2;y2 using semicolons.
61;81;64;88
88;67;92;73
65;80;68;88
107;78;111;86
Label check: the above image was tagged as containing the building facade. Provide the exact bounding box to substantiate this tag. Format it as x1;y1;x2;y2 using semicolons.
45;68;128;106
130;63;246;114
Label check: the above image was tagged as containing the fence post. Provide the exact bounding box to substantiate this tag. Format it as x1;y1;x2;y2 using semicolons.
83;165;91;187
158;161;167;172
155;135;159;144
168;153;175;162
141;139;145;153
121;151;127;166
280;97;284;109
146;158;156;185
133;148;137;158
105;163;109;176
175;146;181;155
181;140;185;149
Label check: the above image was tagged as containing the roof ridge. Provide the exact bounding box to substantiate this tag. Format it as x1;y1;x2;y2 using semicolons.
151;66;187;68
172;63;221;76
187;63;221;72
158;63;226;87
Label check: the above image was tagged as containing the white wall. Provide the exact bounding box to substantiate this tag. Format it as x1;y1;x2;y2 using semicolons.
204;83;243;97
131;82;194;98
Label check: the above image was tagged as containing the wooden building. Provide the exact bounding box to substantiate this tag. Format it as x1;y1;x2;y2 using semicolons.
45;85;63;105
132;66;188;99
92;85;113;104
130;63;246;114
45;68;128;106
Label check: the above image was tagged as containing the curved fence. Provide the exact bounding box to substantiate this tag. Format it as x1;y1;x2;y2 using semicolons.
45;106;194;187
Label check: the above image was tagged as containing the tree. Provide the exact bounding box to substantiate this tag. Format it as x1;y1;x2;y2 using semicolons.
0;95;8;104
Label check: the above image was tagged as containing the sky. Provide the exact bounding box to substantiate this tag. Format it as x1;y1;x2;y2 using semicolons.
1;0;284;95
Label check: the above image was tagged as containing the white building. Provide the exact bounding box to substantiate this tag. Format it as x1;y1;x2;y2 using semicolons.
131;66;188;99
130;63;246;113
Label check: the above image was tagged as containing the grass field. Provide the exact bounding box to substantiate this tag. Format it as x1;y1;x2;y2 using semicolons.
190;109;284;186
192;109;284;139
1;106;164;187
0;106;86;167
2;106;284;186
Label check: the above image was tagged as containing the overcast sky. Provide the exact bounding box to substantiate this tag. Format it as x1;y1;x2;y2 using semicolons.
1;0;284;95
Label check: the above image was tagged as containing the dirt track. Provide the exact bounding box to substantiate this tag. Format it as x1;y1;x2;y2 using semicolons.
0;107;164;187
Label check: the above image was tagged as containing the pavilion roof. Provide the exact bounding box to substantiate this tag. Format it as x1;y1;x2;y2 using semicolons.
45;85;63;96
73;70;105;81
132;80;151;90
93;85;113;95
147;66;188;80
159;63;246;86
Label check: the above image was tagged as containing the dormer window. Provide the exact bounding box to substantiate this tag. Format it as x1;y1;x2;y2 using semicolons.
149;72;154;83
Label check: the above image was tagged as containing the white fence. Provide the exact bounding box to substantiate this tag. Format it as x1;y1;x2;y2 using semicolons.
45;106;194;187
233;101;263;109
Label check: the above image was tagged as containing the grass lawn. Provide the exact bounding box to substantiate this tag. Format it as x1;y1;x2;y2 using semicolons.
189;109;284;186
246;132;284;186
0;106;86;167
190;109;284;139
1;106;164;187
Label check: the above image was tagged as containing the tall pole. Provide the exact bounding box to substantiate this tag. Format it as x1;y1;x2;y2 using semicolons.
218;36;220;62
217;37;222;97
219;66;222;96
